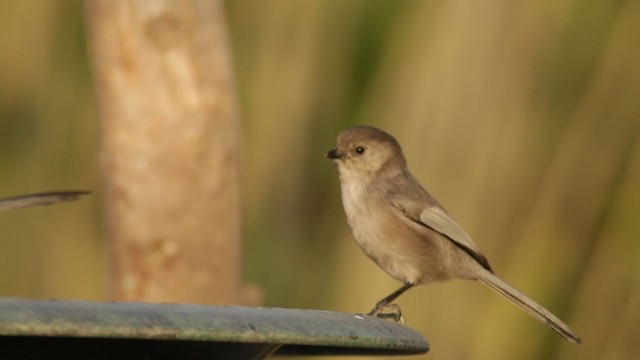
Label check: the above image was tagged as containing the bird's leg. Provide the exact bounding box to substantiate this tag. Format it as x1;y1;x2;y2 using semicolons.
374;282;414;308
367;283;414;321
370;303;405;323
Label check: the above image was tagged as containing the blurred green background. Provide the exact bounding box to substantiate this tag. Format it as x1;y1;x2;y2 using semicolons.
1;1;639;359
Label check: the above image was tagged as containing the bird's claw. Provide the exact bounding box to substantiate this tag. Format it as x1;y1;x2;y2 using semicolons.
367;303;405;324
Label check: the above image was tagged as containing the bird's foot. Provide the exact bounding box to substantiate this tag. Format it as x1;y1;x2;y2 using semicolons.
367;302;404;324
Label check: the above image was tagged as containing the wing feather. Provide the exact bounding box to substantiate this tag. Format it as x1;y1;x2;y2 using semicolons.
419;206;493;272
383;170;492;272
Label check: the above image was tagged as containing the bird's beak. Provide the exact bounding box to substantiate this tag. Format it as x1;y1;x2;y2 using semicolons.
326;148;342;159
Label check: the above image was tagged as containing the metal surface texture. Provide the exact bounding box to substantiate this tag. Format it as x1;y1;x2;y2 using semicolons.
0;298;429;359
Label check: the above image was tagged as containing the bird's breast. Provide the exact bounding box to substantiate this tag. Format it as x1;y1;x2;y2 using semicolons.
339;181;431;284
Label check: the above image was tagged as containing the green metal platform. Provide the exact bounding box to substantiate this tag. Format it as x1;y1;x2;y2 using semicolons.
0;298;429;359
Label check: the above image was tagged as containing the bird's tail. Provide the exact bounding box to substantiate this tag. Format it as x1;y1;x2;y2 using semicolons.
474;269;582;344
0;191;91;212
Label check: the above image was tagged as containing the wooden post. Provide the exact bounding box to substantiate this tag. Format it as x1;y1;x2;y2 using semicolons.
85;0;243;304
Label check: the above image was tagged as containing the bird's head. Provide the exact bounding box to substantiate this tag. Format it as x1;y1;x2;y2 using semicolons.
326;125;406;182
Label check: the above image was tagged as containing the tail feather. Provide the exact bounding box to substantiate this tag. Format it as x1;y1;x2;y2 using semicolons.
475;270;582;344
0;191;91;212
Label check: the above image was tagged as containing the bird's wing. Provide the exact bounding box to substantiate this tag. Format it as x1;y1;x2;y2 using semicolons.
0;191;90;212
418;205;493;272
384;171;493;272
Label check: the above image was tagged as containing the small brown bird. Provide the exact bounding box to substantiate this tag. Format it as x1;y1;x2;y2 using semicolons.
327;125;581;344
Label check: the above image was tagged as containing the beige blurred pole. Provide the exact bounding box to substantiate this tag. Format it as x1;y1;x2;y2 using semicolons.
85;0;243;304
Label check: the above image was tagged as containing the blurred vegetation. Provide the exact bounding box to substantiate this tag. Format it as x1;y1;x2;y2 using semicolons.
0;1;638;359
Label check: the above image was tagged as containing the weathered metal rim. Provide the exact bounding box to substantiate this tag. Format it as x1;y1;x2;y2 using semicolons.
0;298;428;355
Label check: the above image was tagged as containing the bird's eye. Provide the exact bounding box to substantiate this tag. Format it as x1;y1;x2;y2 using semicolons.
355;146;365;154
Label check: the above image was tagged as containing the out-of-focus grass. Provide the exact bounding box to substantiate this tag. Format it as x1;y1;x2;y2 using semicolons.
0;1;103;300
0;0;638;359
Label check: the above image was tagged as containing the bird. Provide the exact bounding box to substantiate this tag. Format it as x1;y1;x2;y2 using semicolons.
0;191;90;212
326;125;581;344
